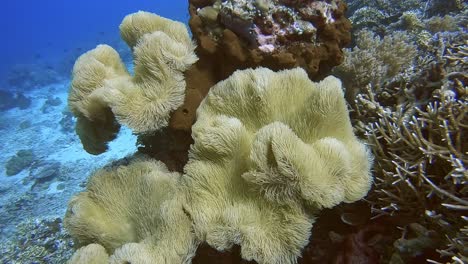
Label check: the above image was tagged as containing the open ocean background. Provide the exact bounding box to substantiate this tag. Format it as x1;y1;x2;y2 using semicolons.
0;0;189;88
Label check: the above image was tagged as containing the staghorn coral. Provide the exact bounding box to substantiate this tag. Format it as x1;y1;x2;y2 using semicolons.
425;0;465;17
426;15;459;33
354;34;467;262
347;0;466;43
182;67;373;264
68;11;197;154
333;2;467;261
398;11;425;32
347;0;467;48
333;29;417;103
64;157;198;263
346;0;422;16
389;11;464;50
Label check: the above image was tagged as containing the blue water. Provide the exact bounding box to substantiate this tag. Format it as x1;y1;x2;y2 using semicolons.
0;0;189;88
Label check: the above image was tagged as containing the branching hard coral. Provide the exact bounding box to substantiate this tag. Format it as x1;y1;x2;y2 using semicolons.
390;12;462;50
425;0;465;17
354;35;467;262
398;11;425;32
347;0;422;16
333;29;417;103
68;11;197;154
426;15;459;33
64;157;198;264
357;84;467;213
182;67;373;264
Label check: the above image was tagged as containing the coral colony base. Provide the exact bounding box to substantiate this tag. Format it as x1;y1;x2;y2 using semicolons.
65;10;372;264
58;0;467;263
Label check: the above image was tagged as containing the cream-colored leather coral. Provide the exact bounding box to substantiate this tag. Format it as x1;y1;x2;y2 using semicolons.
182;67;373;264
64;157;198;264
68;11;197;154
67;244;109;264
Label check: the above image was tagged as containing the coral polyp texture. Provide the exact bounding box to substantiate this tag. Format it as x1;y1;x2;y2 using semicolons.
68;244;109;264
64;66;373;263
64;157;198;264
189;0;351;79
68;11;197;154
182;67;373;263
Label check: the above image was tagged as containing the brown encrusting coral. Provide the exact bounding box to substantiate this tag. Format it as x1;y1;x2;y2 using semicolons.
165;0;352;132
189;0;351;79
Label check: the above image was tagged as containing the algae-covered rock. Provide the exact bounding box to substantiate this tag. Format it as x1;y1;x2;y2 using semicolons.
0;91;31;111
29;160;61;185
5;149;35;176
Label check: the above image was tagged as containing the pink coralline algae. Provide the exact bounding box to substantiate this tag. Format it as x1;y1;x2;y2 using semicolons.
202;0;341;53
188;0;350;91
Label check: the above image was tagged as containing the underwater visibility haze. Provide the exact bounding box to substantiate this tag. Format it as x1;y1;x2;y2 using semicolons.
0;0;466;263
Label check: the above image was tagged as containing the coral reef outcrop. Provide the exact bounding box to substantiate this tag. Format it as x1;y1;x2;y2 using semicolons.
189;0;351;79
59;0;468;262
58;0;468;261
